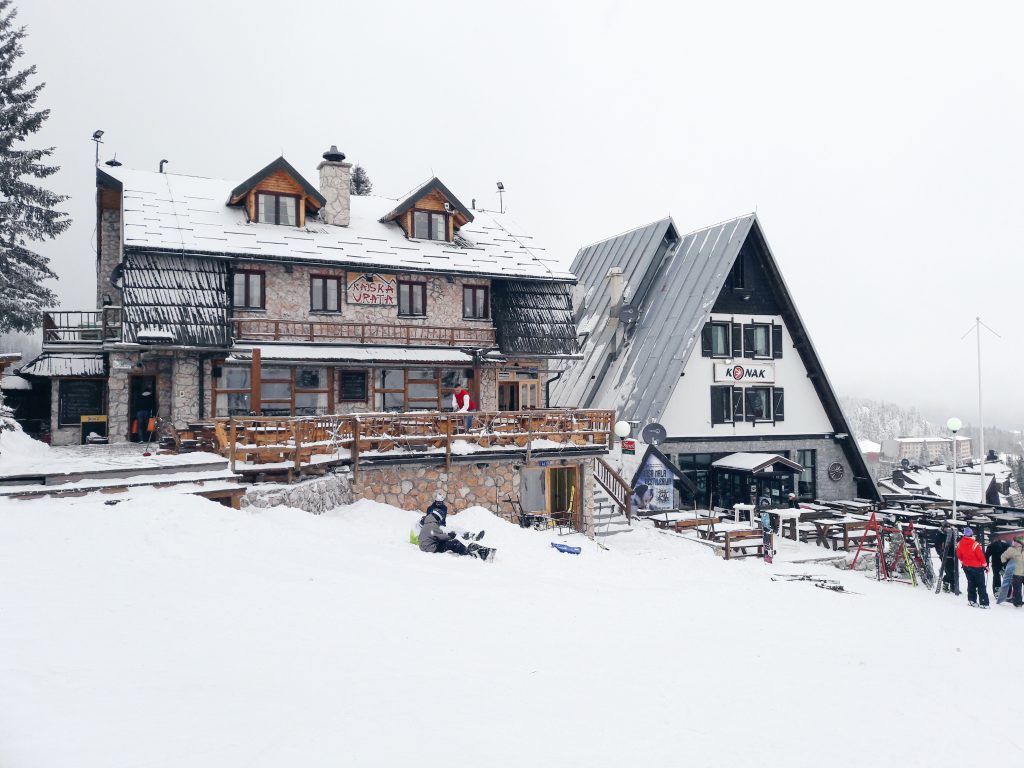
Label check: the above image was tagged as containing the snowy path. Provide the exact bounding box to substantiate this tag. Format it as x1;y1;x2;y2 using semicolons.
0;494;1019;767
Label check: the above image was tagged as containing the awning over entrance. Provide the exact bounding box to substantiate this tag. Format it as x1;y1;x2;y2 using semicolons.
228;344;505;366
712;452;803;474
19;353;105;378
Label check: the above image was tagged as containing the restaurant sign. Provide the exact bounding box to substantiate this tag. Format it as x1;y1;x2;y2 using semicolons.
713;363;775;384
347;272;397;305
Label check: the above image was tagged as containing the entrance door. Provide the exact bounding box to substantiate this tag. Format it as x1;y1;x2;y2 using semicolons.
547;466;579;529
129;376;157;441
498;381;520;411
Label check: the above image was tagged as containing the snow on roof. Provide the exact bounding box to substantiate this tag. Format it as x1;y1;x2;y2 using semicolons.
711;452;804;473
228;344;494;365
0;352;21;364
858;439;881;453
101;166;572;281
19;353;105;378
895;436;953;443
1;374;31;391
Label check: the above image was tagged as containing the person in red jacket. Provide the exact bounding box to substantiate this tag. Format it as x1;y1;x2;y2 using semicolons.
452;387;477;431
956;527;990;608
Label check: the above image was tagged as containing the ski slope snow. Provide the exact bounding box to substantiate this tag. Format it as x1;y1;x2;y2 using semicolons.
0;492;1018;767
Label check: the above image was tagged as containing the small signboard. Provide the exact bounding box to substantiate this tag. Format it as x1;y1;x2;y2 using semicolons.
80;414;108;445
621;438;636;455
714;363;775;384
632;450;676;512
346;272;397;306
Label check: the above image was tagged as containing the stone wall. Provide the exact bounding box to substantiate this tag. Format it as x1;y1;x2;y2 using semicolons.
353;456;596;536
232;264;495;334
96;208;122;309
317;159;351;227
171;352;201;428
240;471;353;515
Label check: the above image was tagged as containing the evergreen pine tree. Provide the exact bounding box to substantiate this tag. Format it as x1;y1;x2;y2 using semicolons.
350;164;373;196
0;0;67;333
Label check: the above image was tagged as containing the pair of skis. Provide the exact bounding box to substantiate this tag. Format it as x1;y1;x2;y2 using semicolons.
933;528;958;595
772;573;861;595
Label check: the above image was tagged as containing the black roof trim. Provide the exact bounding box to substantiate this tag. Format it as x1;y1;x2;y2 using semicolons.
228;156;326;208
379;177;475;224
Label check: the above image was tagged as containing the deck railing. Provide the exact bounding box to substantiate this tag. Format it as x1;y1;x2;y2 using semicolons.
217;409;613;475
42;308;123;345
595;455;632;522
231;318;497;347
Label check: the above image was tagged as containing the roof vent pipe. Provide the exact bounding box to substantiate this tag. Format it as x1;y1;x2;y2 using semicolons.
606;267;624;318
322;145;346;162
159;159;169;173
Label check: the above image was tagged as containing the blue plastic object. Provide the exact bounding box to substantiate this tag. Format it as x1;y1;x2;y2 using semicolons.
550;542;582;555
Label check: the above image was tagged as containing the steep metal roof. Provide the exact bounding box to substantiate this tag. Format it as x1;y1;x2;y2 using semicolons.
552;215;753;424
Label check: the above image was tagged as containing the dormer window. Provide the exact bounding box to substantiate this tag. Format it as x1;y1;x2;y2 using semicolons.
256;193;298;226
413;210;448;241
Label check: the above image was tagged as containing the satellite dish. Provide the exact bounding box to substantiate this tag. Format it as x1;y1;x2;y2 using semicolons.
641;422;667;445
619;305;639;324
900;458;910;470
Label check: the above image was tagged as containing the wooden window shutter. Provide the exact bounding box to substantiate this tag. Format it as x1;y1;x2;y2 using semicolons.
701;323;713;357
773;388;785;422
772;325;784;359
743;325;755;359
710;387;722;425
731;322;742;358
732;387;744;422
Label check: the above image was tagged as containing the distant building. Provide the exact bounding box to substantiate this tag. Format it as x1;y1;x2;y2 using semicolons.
881;436;972;466
882;460;1022;507
857;438;881;481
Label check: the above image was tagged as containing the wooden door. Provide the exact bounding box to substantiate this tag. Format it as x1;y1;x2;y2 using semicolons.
547;466;579;528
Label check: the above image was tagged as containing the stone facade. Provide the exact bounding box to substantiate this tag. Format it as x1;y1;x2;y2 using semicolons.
317;159;351;227
241;471;353;515
96;208;122;308
353;456;596;537
232;264;495;334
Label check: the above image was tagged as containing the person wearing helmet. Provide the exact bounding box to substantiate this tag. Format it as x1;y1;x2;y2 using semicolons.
417;492;472;556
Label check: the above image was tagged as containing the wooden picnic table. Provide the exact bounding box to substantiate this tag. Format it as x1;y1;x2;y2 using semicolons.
811;517;860;548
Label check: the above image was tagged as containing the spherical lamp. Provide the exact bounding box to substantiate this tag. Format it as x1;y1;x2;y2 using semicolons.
614;421;631;439
946;417;962;434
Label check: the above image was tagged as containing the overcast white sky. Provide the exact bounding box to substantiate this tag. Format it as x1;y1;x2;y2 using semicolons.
17;0;1024;427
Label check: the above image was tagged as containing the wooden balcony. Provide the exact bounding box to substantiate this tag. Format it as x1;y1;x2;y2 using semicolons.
231;318;497;347
212;409;613;476
42;308;123;346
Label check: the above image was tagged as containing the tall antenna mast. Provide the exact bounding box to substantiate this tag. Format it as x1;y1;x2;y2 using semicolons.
962;316;1001;506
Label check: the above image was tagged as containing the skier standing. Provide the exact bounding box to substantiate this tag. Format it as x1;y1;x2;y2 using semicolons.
956;527;990;608
986;538;1011;593
999;538;1024;607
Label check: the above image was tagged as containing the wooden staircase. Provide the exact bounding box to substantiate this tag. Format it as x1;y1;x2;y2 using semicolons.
593;456;633;540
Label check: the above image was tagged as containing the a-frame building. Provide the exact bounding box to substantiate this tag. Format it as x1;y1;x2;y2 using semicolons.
552;213;878;508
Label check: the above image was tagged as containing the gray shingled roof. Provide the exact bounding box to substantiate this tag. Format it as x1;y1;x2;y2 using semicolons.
552;214;754;425
490;280;578;357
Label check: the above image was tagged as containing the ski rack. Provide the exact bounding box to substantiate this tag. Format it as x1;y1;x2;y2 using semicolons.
850;511;890;579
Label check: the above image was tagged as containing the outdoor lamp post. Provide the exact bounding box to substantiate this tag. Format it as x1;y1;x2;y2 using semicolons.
614;421;631;439
947;417;962;521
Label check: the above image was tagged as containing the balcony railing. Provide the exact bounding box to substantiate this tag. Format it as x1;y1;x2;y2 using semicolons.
214;409;613;474
42;308;123;345
231;318;497;347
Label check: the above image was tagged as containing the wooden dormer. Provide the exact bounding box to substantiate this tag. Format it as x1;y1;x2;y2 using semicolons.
379;177;474;242
228;156;326;228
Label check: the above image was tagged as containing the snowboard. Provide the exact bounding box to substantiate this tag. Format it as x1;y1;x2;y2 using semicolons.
934;528;955;595
468;543;496;562
760;512;773;565
550;542;582;555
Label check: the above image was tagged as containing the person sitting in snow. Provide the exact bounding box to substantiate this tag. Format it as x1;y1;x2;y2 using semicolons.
415;492;483;558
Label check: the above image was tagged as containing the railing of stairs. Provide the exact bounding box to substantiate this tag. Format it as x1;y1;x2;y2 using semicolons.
594;456;631;523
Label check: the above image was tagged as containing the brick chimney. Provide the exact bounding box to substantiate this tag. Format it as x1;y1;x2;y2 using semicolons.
317;145;352;227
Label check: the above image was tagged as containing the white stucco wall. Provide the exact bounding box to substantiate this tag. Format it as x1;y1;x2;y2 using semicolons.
660;312;834;437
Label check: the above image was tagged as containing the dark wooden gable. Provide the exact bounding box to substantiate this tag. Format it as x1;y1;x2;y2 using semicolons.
490;280;579;356
121;252;230;347
379;177;474;238
227;156;326;226
711;235;782;315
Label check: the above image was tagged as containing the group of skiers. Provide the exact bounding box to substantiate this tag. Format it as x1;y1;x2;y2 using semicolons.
937;527;1024;608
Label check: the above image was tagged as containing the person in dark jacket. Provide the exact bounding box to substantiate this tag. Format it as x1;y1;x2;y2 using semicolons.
417;492;476;557
986;538;1011;592
935;528;957;593
956;527;990;607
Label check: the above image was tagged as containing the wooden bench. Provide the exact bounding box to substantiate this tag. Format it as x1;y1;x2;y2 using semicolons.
828;521;874;551
723;529;772;560
672;516;721;534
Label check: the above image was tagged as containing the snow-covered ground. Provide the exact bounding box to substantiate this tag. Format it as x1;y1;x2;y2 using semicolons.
0;492;1019;768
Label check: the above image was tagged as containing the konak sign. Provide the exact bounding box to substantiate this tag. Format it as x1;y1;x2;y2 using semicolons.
713;363;775;384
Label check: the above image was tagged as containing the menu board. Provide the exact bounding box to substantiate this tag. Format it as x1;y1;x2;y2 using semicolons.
339;370;368;402
58;379;105;427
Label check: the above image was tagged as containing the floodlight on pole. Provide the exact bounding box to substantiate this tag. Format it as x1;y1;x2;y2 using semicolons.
91;130;104;166
496;181;504;213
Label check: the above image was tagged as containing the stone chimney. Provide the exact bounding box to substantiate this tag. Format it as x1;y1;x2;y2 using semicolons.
317;145;352;227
